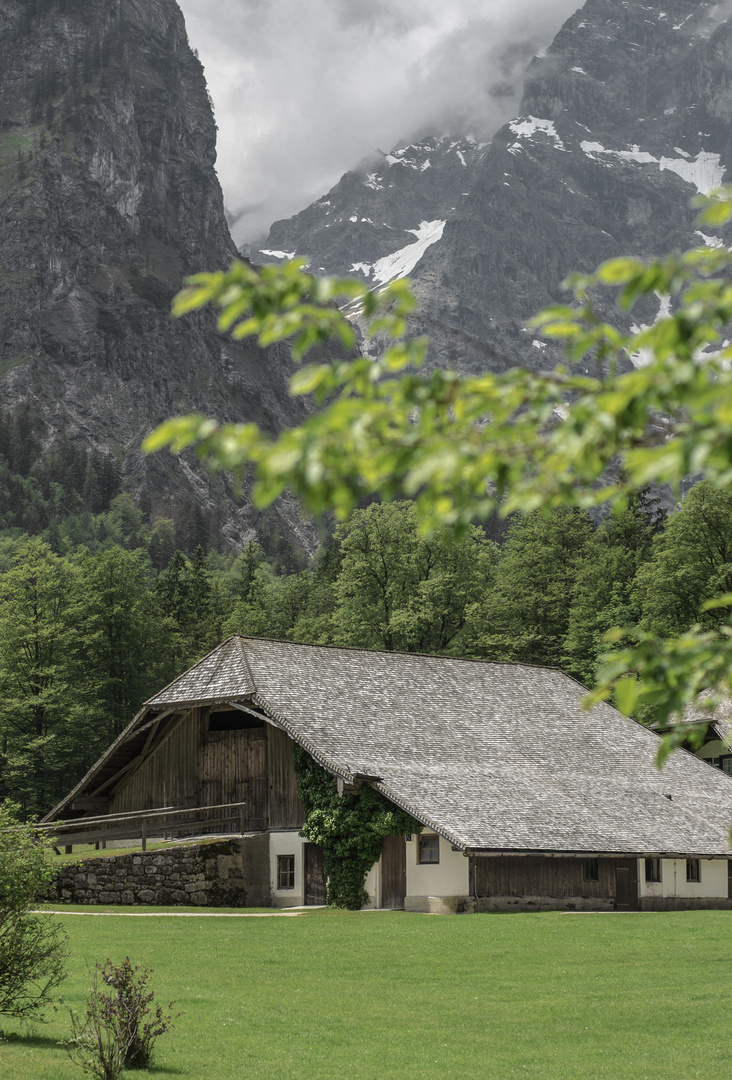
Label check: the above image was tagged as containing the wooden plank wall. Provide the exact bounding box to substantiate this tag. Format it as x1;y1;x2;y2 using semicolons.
200;727;268;830
111;709;201;812
473;857;616;899
268;726;304;829
110;710;304;832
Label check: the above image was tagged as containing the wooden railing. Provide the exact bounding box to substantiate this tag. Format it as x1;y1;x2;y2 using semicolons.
34;803;248;853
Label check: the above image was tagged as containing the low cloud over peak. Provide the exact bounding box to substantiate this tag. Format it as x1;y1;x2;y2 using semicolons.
178;0;580;245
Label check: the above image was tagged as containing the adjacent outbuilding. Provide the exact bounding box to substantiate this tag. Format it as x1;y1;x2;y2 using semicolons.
44;636;732;912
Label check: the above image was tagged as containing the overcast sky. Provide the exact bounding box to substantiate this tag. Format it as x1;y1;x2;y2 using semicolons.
177;0;580;245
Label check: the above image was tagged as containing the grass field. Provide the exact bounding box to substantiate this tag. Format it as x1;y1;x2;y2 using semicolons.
1;907;731;1079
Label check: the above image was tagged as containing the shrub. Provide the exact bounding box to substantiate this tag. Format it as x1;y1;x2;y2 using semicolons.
0;800;68;1019
68;958;177;1078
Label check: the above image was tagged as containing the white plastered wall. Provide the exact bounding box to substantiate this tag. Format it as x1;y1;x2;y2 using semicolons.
639;858;728;900
405;831;470;913
269;831;380;908
269;830;305;907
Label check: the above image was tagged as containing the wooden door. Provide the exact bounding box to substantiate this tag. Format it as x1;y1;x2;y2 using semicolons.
199;728;268;831
304;843;327;905
615;860;639;910
381;835;407;909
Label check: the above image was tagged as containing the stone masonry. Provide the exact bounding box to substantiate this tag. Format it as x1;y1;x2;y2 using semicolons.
49;835;270;908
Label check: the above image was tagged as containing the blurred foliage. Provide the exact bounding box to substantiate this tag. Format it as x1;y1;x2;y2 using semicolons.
145;189;732;752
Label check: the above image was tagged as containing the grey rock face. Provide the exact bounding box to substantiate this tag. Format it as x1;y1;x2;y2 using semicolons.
408;0;732;374
0;0;310;551
259;0;732;377
255;135;487;283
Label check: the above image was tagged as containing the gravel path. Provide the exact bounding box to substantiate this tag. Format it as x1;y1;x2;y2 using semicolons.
32;909;306;918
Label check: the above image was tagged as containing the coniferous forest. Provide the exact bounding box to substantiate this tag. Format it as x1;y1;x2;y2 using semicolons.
1;456;729;817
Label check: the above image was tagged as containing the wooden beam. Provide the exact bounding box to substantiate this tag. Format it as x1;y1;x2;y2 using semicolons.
110;710;191;795
140;716;161;757
88;755;141;798
123;709;174;741
89;712;182;798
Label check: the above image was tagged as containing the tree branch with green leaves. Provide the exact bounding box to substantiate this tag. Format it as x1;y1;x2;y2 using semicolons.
144;190;732;745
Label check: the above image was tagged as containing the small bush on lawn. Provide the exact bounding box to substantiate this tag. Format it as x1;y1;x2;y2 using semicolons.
0;800;68;1019
67;958;177;1078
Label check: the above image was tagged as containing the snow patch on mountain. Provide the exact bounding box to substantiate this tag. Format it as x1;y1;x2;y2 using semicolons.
351;220;446;285
260;248;296;259
509;117;566;150
581;141;657;165
580;142;725;194
660;152;726;194
630;293;673;369
695;231;726;248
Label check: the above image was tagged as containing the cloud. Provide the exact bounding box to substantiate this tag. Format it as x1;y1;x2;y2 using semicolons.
177;0;580;244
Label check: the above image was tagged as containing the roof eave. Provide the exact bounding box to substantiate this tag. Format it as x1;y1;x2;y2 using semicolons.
465;848;732;859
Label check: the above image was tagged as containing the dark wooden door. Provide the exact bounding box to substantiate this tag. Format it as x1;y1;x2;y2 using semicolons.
615;860;639;910
199;728;268;831
381;835;407;909
304;843;327;905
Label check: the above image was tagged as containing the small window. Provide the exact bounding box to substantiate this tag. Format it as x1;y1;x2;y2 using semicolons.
686;858;701;883
645;858;661;883
583;858;599;882
418;835;440;864
720;756;732;775
277;854;295;889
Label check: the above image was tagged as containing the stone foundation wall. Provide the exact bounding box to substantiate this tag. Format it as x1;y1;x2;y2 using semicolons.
475;895;615;913
640;897;732;911
405;895;476;914
49;835;270;907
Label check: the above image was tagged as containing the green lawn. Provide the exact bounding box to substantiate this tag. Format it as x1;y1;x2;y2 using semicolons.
1;908;731;1079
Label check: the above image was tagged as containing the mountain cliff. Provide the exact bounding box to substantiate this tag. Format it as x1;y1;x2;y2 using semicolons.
259;0;732;375
253;135;487;282
0;0;310;552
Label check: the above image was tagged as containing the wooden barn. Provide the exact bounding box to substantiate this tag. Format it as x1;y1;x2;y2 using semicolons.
45;636;732;912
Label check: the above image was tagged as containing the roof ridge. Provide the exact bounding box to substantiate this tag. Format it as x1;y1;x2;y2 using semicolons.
236;634;574;677
233;635;257;696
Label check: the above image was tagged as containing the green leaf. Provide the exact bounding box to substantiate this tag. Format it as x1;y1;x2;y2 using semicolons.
701;594;732;611
613;676;641;717
596;258;645;285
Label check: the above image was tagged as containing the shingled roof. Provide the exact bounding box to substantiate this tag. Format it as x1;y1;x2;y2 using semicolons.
145;635;256;707
680;689;732;748
49;637;732;856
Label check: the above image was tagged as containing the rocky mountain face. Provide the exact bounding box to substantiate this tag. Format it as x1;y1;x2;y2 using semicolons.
253;135;487;283
0;0;311;553
259;0;732;375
